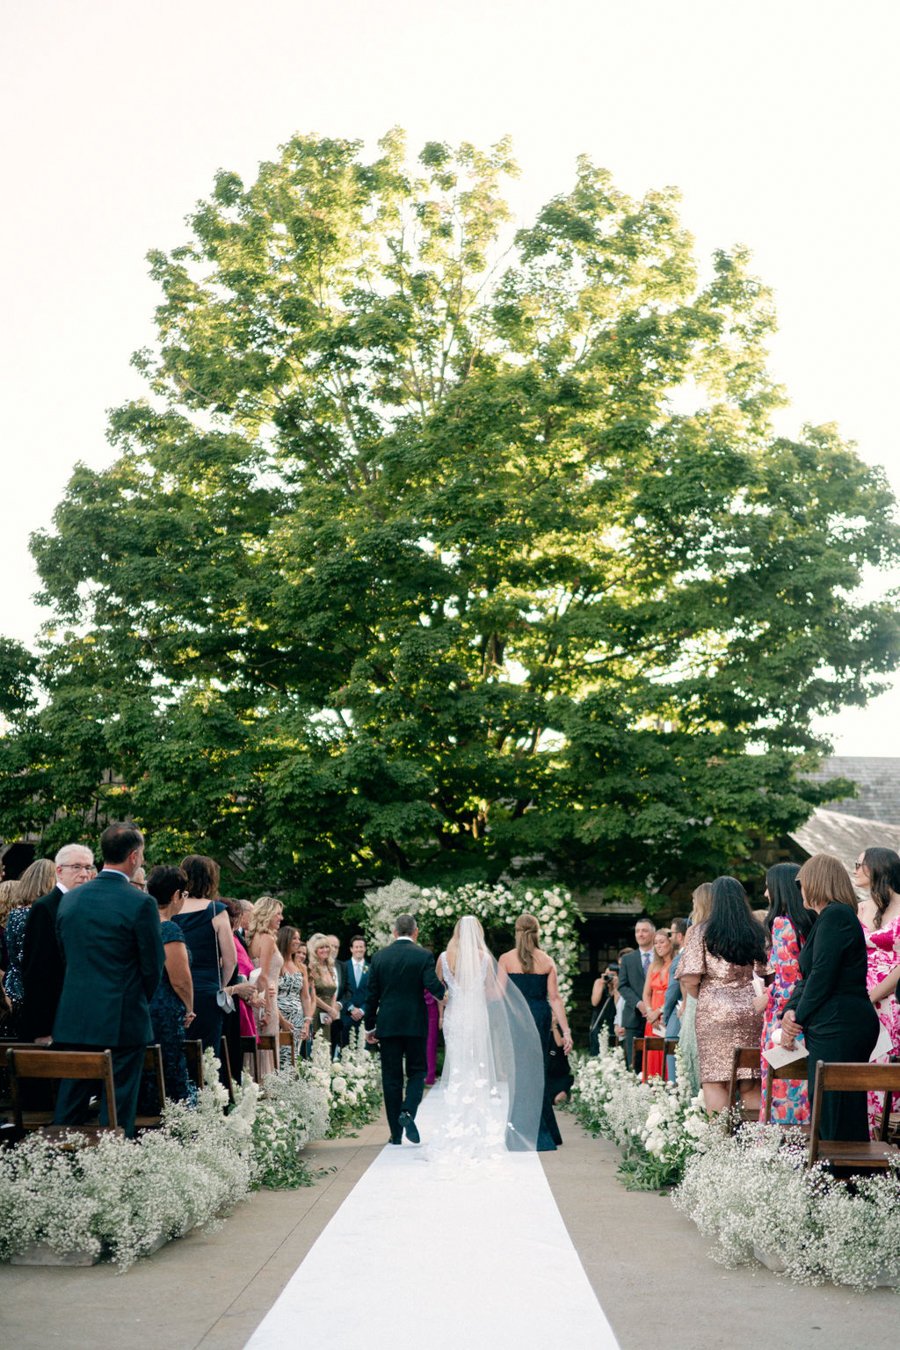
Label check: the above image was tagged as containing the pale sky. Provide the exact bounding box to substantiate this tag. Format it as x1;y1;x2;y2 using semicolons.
1;0;898;753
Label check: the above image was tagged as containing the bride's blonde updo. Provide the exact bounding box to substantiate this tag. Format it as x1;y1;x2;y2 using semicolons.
515;913;540;972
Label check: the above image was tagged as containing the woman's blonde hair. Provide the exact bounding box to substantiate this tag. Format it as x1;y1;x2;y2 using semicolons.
797;853;857;910
515;913;540;973
0;879;21;926
691;883;714;926
247;894;283;943
16;858;57;905
307;932;334;982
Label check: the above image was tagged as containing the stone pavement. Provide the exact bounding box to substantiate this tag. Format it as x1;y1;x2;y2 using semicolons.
1;1104;897;1349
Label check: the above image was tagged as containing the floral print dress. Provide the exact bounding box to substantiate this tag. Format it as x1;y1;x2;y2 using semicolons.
759;916;809;1125
861;914;900;1139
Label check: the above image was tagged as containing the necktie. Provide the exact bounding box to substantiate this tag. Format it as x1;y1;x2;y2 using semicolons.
642;952;650;975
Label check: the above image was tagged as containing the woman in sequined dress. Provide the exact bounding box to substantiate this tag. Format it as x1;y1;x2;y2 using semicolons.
678;876;766;1114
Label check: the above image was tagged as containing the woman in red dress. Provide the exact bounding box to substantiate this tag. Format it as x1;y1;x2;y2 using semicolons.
642;929;673;1079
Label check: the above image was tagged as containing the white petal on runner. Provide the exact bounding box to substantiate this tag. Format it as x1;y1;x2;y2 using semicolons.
246;1087;620;1349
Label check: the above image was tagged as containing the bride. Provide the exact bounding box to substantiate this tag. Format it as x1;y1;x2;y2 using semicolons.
427;915;544;1162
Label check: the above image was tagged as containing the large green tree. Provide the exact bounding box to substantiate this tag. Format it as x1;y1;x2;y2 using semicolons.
3;131;898;900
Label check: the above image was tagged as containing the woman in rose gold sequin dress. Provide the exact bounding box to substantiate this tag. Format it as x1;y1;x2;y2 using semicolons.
678;876;766;1114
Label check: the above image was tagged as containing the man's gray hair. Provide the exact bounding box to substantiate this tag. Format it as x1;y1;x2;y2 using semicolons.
55;842;92;867
393;913;417;937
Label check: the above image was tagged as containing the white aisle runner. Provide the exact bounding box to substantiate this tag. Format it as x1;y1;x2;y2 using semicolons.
246;1088;620;1349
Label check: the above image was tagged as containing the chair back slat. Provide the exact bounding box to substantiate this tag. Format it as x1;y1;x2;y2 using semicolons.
808;1060;900;1171
7;1048;118;1131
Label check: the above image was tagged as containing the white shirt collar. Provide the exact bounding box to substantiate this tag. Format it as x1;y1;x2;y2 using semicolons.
57;879;69;894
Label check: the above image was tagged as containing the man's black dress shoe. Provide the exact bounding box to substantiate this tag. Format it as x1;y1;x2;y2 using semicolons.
389;1135;402;1145
398;1110;420;1144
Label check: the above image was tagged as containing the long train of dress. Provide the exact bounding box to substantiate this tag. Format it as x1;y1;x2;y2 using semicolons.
245;1085;619;1348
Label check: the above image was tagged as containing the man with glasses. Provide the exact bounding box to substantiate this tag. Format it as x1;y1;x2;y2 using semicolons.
21;843;95;1043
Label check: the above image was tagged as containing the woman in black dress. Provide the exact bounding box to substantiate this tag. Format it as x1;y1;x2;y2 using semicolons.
498;914;573;1150
144;865;196;1104
173;855;235;1054
781;852;879;1141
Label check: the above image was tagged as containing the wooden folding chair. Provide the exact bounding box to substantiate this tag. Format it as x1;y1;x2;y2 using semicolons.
0;1041;52;1143
183;1038;205;1091
808;1061;900;1175
219;1035;235;1102
7;1048;123;1142
134;1044;167;1131
763;1053;810;1129
241;1035;261;1082
257;1034;277;1076
725;1046;762;1132
633;1036;677;1080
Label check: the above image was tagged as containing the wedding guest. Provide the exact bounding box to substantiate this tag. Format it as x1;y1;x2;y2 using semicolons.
589;965;619;1054
21;843;94;1043
327;934;345;1058
498;914;573;1151
174;855;235;1054
3;858;56;1036
295;937;315;1058
220;899;265;1083
612;947;633;1046
617;919;657;1069
132;866;148;892
678;876;766;1114
276;925;312;1066
143;866;196;1104
677;886;712;1096
662;918;689;1080
854;847;900;1137
782;853;879;1141
248;896;285;1077
308;931;340;1047
341;935;370;1052
0;878;19;1027
757;862;811;1125
53;823;164;1138
641;929;674;1079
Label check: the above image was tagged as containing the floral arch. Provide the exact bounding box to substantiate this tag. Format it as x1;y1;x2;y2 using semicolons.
362;878;582;1005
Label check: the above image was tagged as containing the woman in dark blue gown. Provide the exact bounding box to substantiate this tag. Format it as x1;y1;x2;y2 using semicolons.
499;914;574;1151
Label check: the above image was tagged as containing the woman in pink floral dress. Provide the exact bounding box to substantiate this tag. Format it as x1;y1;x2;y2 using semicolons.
758;863;812;1124
854;847;900;1138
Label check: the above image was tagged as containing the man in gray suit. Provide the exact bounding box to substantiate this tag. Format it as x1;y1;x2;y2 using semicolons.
662;917;689;1080
53;821;164;1137
616;918;656;1070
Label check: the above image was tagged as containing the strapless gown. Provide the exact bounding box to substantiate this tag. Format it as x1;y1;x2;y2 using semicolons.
508;971;562;1151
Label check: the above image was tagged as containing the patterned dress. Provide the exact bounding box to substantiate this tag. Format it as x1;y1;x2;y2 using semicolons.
759;916;809;1124
3;906;30;1036
861;914;900;1138
277;970;306;1068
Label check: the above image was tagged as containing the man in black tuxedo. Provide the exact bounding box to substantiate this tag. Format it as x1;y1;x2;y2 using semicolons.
365;914;445;1144
21;842;94;1043
52;821;165;1138
617;917;657;1070
340;934;370;1049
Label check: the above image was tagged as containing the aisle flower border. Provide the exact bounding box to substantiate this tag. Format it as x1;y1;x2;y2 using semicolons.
363;877;581;1003
0;1032;382;1270
570;1045;900;1291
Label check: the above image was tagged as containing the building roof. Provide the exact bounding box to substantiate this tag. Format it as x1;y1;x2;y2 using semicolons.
788;807;900;862
807;757;900;824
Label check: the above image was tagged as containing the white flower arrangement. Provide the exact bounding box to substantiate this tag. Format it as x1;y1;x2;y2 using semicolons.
673;1124;900;1291
570;1044;709;1190
0;1042;383;1268
572;1043;900;1291
363;877;582;1004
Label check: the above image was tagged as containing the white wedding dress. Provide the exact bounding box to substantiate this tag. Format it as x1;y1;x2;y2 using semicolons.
426;916;543;1167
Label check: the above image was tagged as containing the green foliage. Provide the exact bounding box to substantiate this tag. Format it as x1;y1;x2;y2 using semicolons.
2;130;898;904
